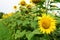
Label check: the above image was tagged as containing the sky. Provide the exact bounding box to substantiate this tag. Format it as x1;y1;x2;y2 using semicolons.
0;0;30;14
0;0;60;14
0;0;19;13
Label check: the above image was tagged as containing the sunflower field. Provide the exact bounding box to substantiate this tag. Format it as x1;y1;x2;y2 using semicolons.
0;0;60;40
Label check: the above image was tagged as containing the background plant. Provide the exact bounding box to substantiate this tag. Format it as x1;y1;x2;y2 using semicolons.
0;0;60;40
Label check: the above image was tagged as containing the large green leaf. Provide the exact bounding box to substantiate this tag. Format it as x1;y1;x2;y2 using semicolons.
26;29;41;40
55;17;60;24
15;30;26;39
0;22;11;40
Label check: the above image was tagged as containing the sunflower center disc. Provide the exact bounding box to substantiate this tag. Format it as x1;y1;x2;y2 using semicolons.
20;1;26;6
42;19;51;29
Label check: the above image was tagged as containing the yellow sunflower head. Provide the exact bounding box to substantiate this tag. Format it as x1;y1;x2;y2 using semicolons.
7;13;13;17
13;5;17;10
2;14;8;19
20;0;26;6
2;13;13;19
38;14;56;34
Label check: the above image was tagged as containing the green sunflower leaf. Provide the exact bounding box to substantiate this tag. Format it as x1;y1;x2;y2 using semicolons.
26;29;41;40
15;30;26;39
0;22;11;40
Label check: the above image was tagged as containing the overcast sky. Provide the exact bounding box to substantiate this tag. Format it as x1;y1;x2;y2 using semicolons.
0;0;19;13
0;0;31;13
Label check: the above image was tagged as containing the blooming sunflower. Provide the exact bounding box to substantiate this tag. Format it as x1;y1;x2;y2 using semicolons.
7;13;13;17
38;14;56;34
13;5;17;10
20;0;26;6
2;14;8;19
2;13;13;19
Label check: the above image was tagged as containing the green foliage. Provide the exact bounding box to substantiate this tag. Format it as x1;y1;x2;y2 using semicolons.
1;11;60;40
0;0;60;40
1;11;40;40
0;21;12;40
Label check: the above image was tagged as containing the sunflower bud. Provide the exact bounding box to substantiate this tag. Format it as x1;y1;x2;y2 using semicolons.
26;4;32;9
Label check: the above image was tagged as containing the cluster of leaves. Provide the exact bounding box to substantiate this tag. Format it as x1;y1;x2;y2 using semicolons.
1;11;41;40
1;11;60;40
0;0;60;40
55;0;60;2
0;0;44;40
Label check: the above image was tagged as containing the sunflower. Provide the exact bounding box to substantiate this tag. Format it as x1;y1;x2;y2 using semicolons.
26;4;32;9
2;14;8;19
20;0;26;6
13;5;17;10
30;0;40;4
2;13;13;19
7;13;13;17
38;14;56;34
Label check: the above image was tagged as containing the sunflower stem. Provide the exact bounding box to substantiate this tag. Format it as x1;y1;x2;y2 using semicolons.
44;34;50;40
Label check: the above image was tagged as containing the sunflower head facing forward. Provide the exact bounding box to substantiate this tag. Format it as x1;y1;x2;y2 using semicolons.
38;14;56;34
20;0;26;6
13;5;17;10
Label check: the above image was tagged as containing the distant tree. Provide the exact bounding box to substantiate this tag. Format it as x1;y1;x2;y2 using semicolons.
0;12;4;19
